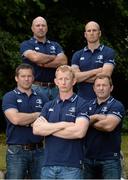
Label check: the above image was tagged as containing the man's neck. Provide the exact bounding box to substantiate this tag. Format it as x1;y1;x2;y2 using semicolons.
59;91;74;101
34;36;46;43
88;42;100;52
17;87;32;96
97;96;110;105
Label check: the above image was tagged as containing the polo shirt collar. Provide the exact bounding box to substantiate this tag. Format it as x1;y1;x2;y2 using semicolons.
56;93;78;104
93;96;114;105
14;88;37;96
84;44;104;52
31;37;51;44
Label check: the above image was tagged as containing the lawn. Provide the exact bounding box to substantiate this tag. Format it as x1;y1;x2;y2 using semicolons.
0;133;128;178
121;135;128;178
0;144;6;171
0;133;6;171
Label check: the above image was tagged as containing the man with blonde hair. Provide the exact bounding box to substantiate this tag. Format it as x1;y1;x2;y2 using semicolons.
33;65;90;179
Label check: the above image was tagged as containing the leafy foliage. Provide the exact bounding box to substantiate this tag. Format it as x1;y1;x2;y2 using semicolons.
123;116;128;133
0;0;128;99
0;0;128;132
0;30;21;98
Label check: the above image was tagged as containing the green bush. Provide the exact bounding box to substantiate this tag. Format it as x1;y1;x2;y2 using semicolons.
122;116;128;133
0;30;22;98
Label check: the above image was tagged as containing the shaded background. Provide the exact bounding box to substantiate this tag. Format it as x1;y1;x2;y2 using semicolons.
0;0;128;131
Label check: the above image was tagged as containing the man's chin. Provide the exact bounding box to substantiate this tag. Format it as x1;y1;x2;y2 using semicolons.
23;86;31;90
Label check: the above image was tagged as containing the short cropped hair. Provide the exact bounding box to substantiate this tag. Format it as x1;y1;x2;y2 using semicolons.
55;65;75;79
15;63;35;77
94;74;113;86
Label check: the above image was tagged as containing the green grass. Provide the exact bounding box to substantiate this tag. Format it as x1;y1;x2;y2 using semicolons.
121;135;128;178
0;144;6;170
0;133;6;171
0;133;128;178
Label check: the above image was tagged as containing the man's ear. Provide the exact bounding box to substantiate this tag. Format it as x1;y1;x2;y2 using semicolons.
15;76;18;83
72;78;77;86
110;85;113;92
54;78;57;86
84;31;87;38
99;30;101;37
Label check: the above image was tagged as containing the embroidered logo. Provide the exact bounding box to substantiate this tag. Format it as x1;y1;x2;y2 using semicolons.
49;108;54;112
35;47;40;51
17;99;22;103
50;46;56;54
101;106;108;113
89;107;92;111
35;99;43;108
96;55;103;63
69;107;75;113
80;57;85;61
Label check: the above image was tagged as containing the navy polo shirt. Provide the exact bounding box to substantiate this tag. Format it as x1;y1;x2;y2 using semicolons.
71;45;115;100
84;96;125;160
40;94;90;168
20;37;64;82
2;88;48;144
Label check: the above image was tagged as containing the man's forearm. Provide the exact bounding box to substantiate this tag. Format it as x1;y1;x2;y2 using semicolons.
90;114;106;125
33;118;73;136
75;68;102;82
53;120;89;139
11;112;40;126
42;54;67;68
24;50;56;64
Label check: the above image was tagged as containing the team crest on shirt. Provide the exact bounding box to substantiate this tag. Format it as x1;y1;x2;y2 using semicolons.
69;107;75;113
35;99;43;108
96;55;103;63
66;107;76;117
50;46;56;54
101;106;108;113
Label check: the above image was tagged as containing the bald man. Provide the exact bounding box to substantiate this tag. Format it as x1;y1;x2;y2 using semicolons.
20;16;67;100
71;21;115;102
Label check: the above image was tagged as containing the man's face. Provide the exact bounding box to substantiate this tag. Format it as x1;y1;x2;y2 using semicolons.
15;69;34;91
84;22;101;43
93;78;113;100
31;17;48;39
55;71;76;93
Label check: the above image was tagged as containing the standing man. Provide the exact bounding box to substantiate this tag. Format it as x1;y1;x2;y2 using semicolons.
83;74;125;179
33;65;90;179
2;63;48;179
71;21;115;102
20;16;67;100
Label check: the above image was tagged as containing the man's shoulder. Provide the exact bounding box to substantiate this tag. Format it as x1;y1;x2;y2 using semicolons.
77;95;86;102
73;48;84;55
2;90;17;104
20;37;34;46
3;90;16;99
35;92;49;103
47;39;61;47
76;95;89;107
112;98;125;109
44;98;56;107
102;44;115;53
